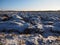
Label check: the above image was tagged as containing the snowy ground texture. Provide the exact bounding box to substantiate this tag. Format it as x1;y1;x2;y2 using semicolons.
0;33;60;45
0;11;60;45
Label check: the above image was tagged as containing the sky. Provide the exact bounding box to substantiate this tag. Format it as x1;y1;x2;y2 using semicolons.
0;0;60;11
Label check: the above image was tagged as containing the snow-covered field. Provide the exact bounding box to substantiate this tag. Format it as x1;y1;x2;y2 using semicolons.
0;33;60;45
0;11;60;45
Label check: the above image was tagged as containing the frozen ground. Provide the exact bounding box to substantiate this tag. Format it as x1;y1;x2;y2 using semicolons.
0;33;60;45
0;11;60;45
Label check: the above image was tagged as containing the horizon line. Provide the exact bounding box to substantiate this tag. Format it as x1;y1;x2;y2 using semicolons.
0;9;60;11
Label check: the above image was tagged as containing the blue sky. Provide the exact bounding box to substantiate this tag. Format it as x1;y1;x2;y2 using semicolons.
0;0;60;11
